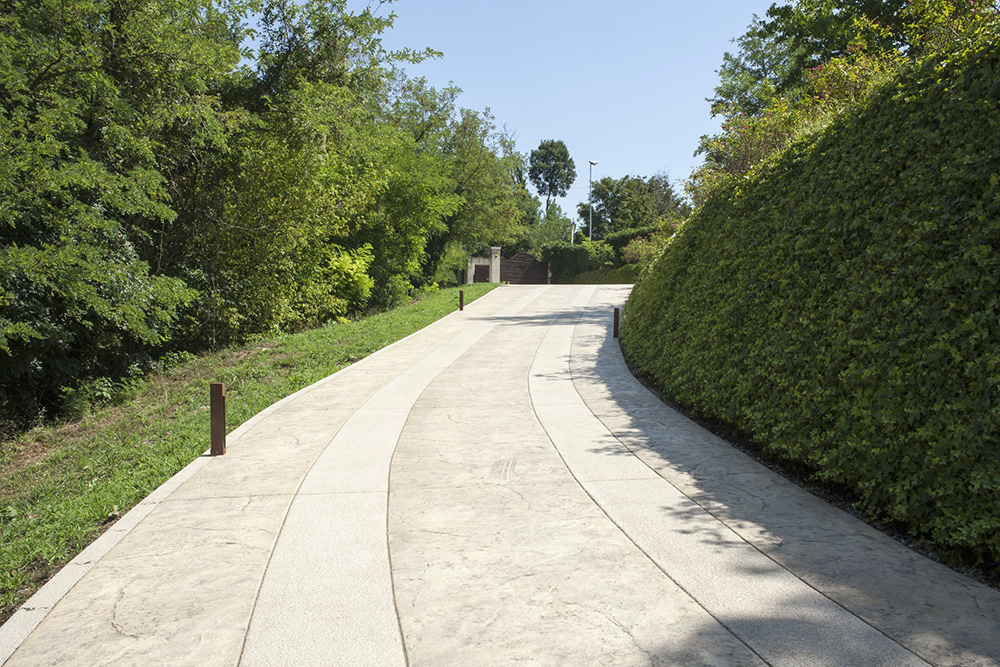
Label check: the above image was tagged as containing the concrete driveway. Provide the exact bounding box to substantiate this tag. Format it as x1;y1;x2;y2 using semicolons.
2;285;998;666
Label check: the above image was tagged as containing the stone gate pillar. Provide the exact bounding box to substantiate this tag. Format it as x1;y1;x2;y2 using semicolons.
490;247;501;283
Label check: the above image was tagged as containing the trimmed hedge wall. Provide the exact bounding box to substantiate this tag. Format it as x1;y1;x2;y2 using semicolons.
540;241;614;283
621;40;1000;570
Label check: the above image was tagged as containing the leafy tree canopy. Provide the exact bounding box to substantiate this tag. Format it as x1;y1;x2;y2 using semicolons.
528;203;574;249
577;173;689;240
528;139;576;213
0;0;529;421
692;0;998;205
711;0;998;116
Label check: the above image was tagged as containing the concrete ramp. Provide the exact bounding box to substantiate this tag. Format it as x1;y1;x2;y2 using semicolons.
2;285;998;666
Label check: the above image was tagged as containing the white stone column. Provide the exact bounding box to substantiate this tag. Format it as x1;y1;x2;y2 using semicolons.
490;247;501;283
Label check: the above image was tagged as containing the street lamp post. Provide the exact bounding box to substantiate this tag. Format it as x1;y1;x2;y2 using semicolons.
589;160;598;240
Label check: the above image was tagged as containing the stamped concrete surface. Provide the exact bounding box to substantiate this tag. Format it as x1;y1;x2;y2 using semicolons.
2;285;998;666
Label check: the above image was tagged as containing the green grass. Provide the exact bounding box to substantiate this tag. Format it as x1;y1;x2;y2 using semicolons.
0;284;497;623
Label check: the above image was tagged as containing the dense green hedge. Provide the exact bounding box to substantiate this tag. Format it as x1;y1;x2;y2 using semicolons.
540;240;615;283
622;40;1000;570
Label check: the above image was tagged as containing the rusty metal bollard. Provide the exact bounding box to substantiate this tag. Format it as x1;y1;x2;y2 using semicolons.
459;290;464;311
210;383;226;456
613;308;620;338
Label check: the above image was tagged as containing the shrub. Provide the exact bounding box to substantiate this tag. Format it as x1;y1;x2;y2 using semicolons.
604;226;656;261
540;243;588;283
581;239;615;268
622;37;1000;571
540;240;614;283
620;229;680;267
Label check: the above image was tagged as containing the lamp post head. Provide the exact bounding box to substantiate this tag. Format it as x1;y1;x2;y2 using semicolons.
589;160;598;166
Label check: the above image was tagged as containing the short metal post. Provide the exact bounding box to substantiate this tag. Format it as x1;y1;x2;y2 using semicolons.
613;308;620;338
459;290;464;311
210;383;226;456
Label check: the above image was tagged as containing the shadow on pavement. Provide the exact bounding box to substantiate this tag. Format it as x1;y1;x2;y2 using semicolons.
572;304;1000;666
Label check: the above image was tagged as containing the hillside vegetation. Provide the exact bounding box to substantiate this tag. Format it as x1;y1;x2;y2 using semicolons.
622;37;1000;572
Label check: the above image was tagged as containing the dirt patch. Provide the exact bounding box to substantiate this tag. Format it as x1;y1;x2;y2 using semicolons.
216;340;281;365
0;419;93;485
0;437;58;483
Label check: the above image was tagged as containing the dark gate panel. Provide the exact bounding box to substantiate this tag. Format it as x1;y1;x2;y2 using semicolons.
500;253;548;285
473;264;490;283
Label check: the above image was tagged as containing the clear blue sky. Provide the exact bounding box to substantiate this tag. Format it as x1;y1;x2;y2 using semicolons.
350;0;778;218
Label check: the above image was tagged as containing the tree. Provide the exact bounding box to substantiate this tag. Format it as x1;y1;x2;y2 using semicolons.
647;172;692;220
528;139;576;213
576;174;688;240
0;0;535;421
379;77;530;290
0;0;244;418
530;203;574;249
710;15;793;118
693;0;959;202
710;0;996;116
173;80;381;342
228;0;436;111
439;109;527;255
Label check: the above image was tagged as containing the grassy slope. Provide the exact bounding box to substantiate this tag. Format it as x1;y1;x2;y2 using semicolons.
0;284;496;622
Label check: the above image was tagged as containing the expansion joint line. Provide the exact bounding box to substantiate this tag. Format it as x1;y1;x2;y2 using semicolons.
523;287;770;665
384;285;552;667
237;316;466;666
564;295;926;665
236;391;370;665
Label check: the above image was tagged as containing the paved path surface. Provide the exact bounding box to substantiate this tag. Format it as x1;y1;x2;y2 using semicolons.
2;285;999;666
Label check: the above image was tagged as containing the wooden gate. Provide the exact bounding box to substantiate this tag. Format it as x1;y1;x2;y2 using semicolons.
473;264;491;283
500;253;548;285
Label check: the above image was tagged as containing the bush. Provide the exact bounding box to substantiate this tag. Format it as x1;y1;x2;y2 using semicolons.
581;239;615;268
0;244;194;421
604;226;657;261
620;229;680;267
540;240;614;283
622;38;1000;571
540;243;588;283
372;274;412;309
